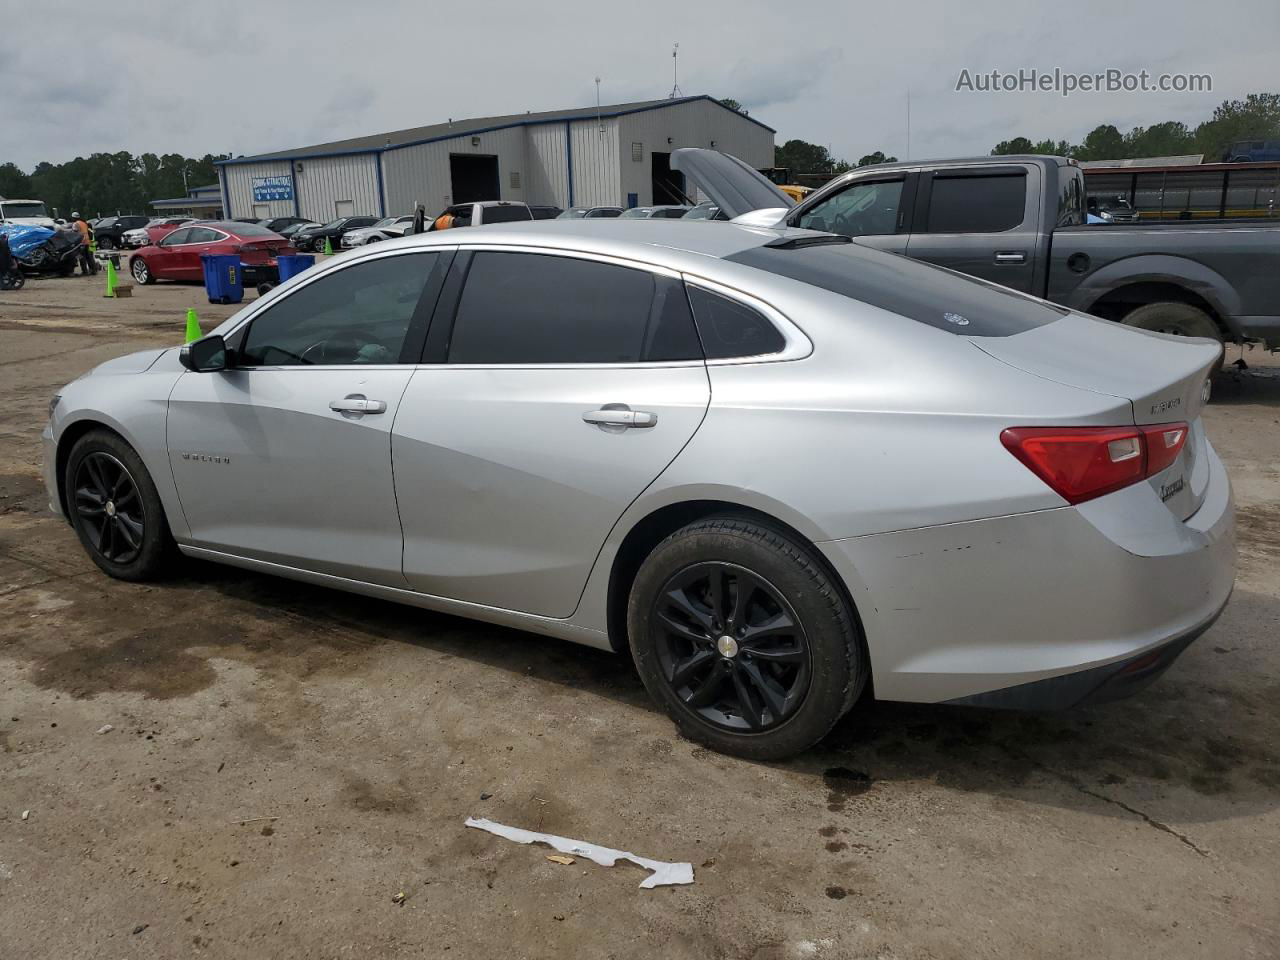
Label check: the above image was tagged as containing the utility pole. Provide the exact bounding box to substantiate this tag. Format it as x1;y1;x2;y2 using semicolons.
595;77;603;135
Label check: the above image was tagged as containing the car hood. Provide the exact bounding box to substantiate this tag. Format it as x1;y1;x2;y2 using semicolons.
89;348;169;376
670;148;795;219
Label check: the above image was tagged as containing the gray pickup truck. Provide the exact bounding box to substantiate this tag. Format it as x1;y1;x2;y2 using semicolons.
673;150;1280;349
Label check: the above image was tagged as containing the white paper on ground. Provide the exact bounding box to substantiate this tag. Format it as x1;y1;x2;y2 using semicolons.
464;816;694;889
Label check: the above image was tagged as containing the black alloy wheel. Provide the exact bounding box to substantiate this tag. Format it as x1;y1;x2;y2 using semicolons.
73;451;145;565
653;561;811;732
629;517;866;759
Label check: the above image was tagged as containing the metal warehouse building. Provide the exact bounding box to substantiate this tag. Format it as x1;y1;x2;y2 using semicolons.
215;95;774;222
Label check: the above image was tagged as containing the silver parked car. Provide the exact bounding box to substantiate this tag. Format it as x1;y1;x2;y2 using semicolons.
42;220;1234;759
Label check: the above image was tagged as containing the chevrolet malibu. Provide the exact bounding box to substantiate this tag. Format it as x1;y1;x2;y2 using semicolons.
43;220;1234;759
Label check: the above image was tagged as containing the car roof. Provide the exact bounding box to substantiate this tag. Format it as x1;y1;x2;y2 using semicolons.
365;217;824;263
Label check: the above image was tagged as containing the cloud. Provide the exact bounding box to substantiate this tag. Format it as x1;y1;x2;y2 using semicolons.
2;0;1275;171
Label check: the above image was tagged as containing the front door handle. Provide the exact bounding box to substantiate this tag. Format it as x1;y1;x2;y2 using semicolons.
994;250;1027;264
329;394;387;416
583;405;658;429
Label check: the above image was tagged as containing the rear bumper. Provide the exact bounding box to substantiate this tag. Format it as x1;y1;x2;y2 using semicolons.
818;440;1236;706
1230;315;1280;347
943;593;1228;709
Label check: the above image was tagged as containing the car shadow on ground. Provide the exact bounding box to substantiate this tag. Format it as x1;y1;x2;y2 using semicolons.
170;558;1280;831
1212;357;1280;406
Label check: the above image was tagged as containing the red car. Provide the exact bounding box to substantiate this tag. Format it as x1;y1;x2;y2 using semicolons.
129;222;295;286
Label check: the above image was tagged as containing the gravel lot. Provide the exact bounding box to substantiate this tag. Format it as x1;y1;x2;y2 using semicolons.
1;269;1278;959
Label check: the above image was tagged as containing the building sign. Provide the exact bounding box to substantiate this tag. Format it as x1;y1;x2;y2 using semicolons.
252;176;293;202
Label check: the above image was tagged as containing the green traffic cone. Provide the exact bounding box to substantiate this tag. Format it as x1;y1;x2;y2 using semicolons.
103;259;117;298
323;236;333;256
184;308;202;343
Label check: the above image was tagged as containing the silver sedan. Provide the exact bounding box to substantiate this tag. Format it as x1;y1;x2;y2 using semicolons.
42;220;1234;759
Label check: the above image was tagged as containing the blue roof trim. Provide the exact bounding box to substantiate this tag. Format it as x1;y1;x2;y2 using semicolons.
215;95;773;167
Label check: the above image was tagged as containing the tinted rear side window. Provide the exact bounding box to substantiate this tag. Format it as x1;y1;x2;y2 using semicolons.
448;252;701;364
686;286;785;359
924;173;1025;233
482;206;533;224
725;242;1065;337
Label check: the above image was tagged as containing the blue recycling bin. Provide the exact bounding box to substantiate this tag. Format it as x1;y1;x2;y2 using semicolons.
200;254;243;305
276;254;315;283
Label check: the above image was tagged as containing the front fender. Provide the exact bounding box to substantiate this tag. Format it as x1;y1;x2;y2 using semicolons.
50;369;189;539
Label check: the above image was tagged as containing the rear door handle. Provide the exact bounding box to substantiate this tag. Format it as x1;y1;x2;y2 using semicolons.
994;251;1027;264
329;394;387;415
583;406;658;428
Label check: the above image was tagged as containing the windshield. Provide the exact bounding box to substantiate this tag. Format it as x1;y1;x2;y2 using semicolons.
682;203;721;220
320;219;344;229
371;217;397;228
620;207;653;218
557;208;588;219
230;223;280;237
1;201;48;219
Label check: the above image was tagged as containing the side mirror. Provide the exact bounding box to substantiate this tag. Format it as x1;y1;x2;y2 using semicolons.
180;334;228;372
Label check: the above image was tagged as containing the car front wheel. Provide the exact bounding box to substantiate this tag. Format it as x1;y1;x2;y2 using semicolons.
65;429;174;581
628;516;867;760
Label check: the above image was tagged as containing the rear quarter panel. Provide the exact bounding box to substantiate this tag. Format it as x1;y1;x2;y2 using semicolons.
1049;223;1280;327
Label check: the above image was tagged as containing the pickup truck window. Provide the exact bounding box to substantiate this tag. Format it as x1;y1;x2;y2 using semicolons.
1058;172;1085;227
924;173;1025;234
796;180;903;238
482;205;534;224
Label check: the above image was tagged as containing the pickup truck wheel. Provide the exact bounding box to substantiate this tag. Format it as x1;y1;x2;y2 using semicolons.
1122;302;1221;342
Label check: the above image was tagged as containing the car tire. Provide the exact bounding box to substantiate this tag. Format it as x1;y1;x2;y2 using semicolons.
1122;302;1221;342
627;516;867;760
131;257;154;284
64;429;175;582
98;237;115;250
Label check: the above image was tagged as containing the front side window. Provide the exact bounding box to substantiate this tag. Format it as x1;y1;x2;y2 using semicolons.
447;252;701;364
239;252;440;366
797;180;903;237
924;172;1026;233
162;228;193;246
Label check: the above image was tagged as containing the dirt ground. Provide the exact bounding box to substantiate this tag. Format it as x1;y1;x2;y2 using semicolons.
1;269;1278;960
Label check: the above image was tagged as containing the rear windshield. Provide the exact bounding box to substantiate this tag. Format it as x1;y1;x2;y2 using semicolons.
482;205;533;224
230;223;279;237
726;241;1066;337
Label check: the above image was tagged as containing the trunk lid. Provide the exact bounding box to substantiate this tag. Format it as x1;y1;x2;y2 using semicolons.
972;313;1220;520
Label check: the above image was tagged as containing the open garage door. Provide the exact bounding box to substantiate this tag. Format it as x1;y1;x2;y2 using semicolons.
651;152;688;205
450;154;501;204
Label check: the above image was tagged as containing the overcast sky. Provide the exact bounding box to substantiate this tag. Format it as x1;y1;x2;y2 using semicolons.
5;0;1276;171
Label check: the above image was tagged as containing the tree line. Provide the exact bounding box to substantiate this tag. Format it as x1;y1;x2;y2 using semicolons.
746;92;1280;177
0;152;228;219
991;93;1280;161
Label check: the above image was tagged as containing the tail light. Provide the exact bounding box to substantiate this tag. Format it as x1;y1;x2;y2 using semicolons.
1000;423;1188;504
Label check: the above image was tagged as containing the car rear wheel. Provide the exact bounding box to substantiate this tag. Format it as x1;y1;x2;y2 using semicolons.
65;430;174;581
1123;302;1221;342
628;516;866;760
131;257;154;284
98;237;115;250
